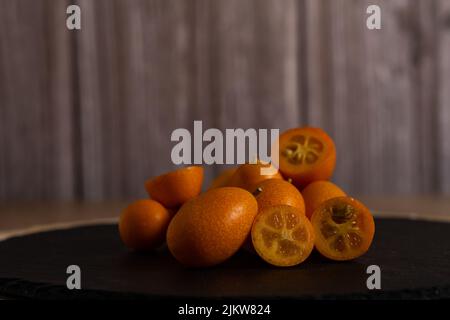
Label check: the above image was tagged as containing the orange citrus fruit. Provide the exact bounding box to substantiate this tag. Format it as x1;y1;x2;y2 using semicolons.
145;166;203;208
311;196;375;261
253;179;305;214
302;180;346;219
277;127;336;188
119;199;172;251
251;205;315;267
227;162;283;191
208;167;237;189
167;187;258;267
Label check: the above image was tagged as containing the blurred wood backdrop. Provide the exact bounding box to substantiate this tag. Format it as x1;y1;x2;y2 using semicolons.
1;0;450;201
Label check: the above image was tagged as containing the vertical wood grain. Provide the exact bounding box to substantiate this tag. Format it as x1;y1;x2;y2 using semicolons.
413;0;439;194
355;0;418;195
76;0;198;200
205;0;301;181
209;0;301;132
74;0;302;199
1;0;450;200
0;0;74;200
437;0;450;193
303;0;442;195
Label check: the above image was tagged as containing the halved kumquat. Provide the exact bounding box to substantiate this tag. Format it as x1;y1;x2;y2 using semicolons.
277;127;336;188
252;205;315;267
311;196;375;261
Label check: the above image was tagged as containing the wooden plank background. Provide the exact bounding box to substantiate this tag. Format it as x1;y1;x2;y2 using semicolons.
0;0;450;201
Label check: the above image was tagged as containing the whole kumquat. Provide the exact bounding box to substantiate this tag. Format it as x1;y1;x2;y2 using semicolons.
119;199;173;251
227;161;283;191
252;179;305;214
167;187;258;267
302;180;346;219
145;166;203;208
208;167;237;189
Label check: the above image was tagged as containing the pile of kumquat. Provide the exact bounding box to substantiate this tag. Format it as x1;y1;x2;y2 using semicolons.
119;127;375;267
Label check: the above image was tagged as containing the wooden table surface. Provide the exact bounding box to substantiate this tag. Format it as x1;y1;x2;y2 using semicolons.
1;196;450;241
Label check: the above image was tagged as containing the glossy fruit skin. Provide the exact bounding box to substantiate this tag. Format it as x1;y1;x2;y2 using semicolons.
227;162;283;191
311;196;375;261
253;179;305;214
251;205;315;267
145;166;204;208
208;167;237;189
302;180;346;219
277;127;336;188
167;187;258;267
119;199;172;251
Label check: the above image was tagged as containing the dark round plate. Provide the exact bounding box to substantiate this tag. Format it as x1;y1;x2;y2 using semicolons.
1;218;450;299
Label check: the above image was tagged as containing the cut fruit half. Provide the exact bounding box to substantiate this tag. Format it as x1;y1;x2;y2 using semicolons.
311;196;375;261
276;127;336;188
251;205;315;267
